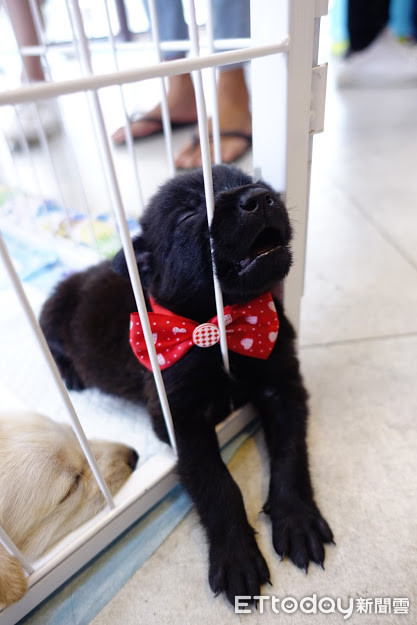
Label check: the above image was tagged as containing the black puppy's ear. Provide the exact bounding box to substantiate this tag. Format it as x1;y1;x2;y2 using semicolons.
112;235;153;287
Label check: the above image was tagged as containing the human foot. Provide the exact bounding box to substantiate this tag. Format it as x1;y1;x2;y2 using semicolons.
111;73;198;145
174;67;252;168
176;130;252;169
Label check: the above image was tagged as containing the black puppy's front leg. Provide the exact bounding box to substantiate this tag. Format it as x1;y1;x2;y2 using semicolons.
253;328;333;572
173;409;270;605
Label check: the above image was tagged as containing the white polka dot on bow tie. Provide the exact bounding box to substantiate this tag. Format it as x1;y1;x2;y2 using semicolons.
241;338;253;350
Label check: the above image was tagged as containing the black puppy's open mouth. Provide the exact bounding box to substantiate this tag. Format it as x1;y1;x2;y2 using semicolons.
238;227;283;273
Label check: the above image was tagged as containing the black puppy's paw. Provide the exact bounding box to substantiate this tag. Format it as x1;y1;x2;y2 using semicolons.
264;495;333;572
208;527;270;606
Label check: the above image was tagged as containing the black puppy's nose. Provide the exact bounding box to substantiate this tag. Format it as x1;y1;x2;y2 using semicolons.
127;448;139;470
239;188;274;212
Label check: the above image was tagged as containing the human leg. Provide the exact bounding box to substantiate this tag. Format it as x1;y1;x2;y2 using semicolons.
337;0;417;87
4;0;61;146
174;66;252;168
175;0;252;168
113;0;253;165
5;0;45;82
112;0;198;144
348;0;390;52
413;0;417;40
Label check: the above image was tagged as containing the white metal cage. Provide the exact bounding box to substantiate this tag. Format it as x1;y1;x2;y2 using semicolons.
0;1;328;622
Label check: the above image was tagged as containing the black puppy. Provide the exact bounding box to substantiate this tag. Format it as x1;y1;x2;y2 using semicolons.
40;165;333;606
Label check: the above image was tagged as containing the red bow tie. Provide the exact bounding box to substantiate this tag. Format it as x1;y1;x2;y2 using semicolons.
129;292;279;371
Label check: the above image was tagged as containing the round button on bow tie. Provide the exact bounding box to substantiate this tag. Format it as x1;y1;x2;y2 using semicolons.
192;323;220;348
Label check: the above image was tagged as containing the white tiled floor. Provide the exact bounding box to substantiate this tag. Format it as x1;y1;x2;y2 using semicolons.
299;73;417;347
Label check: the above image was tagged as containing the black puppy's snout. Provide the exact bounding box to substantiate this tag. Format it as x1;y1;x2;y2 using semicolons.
239;188;274;213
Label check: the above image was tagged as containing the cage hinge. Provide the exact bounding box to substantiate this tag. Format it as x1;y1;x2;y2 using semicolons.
309;63;328;135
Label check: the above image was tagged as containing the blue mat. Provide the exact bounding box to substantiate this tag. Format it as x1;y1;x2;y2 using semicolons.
19;420;260;625
0;232;59;291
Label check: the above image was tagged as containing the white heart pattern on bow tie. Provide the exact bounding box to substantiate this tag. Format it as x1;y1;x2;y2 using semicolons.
245;315;258;325
269;331;278;343
268;301;276;312
240;338;254;350
173;327;187;334
157;353;166;366
152;333;158;343
224;313;232;326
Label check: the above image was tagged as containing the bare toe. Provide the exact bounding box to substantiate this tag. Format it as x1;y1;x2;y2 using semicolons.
175;137;202;169
112;118;163;145
175;131;251;169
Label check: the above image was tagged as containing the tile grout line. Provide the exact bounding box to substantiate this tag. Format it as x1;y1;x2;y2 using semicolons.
300;330;417;351
331;178;417;275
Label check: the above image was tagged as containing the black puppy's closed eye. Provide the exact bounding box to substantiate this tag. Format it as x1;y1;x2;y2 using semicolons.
177;211;195;225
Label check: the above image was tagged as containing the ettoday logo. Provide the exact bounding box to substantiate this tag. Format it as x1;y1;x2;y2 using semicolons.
235;595;355;618
235;594;410;618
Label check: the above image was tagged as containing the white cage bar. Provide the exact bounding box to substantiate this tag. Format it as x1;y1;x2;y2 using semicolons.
0;234;115;510
185;0;229;372
101;0;146;212
0;1;327;622
28;0;102;252
0;43;290;106
147;0;176;176
0;526;34;577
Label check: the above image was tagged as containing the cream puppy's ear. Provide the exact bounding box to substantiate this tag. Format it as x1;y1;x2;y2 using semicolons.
0;544;28;609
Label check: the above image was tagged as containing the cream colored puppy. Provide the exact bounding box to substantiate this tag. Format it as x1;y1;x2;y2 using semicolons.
0;411;138;609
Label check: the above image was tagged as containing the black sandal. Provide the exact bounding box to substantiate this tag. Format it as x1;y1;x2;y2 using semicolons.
188;130;252;160
113;114;197;145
